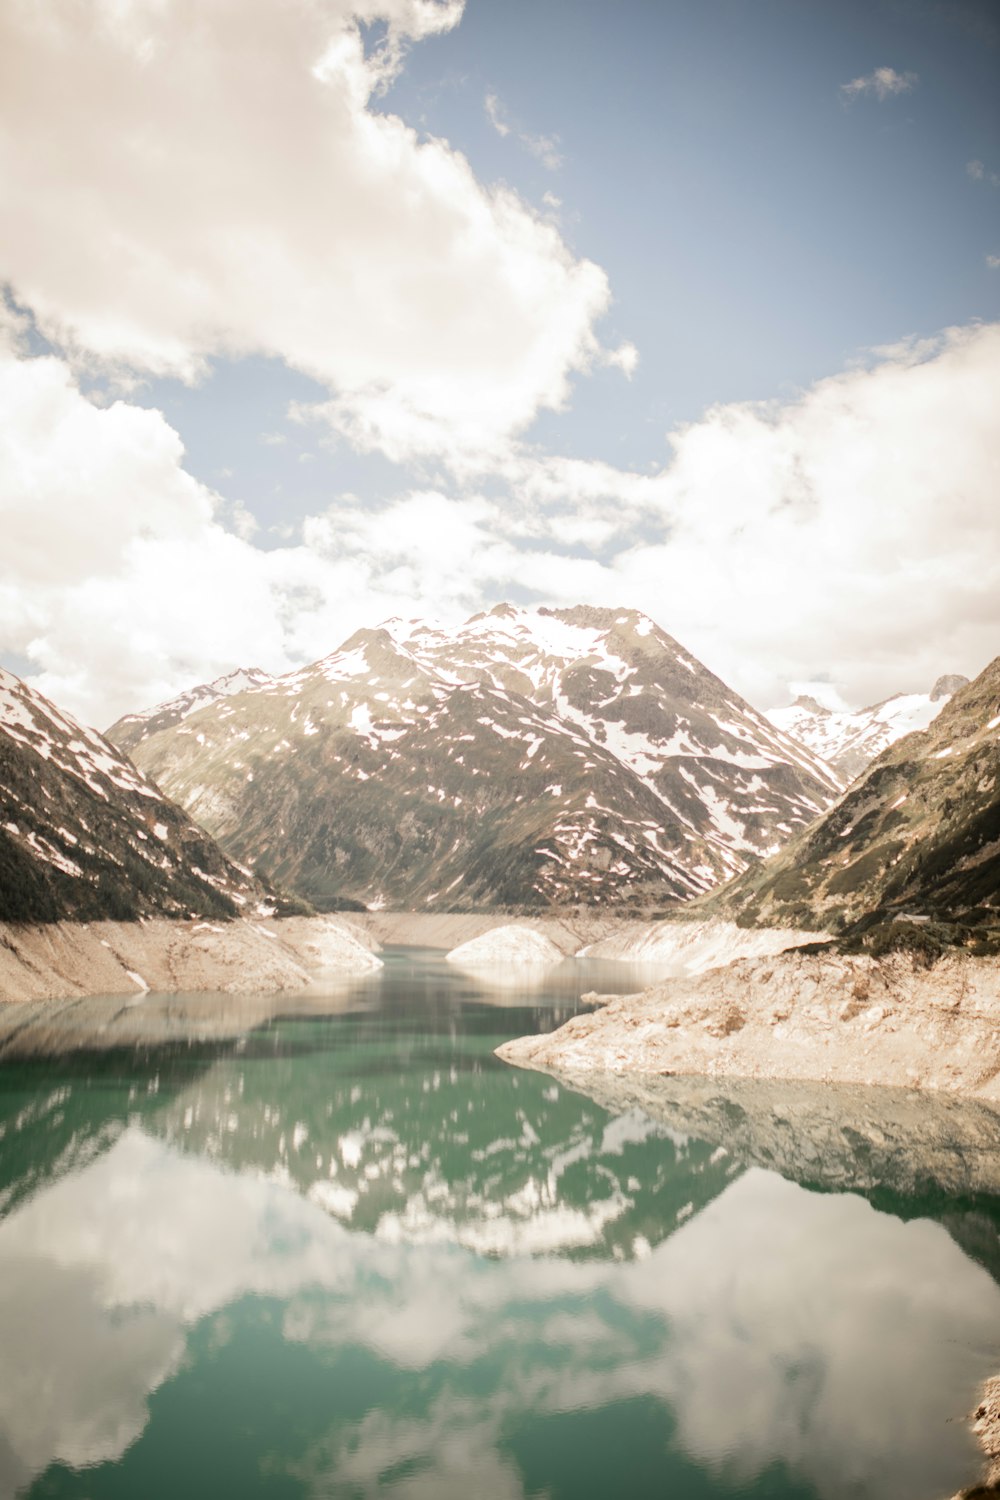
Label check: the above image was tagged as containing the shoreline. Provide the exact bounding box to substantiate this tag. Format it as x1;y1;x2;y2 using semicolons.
0;913;381;1005
0;909;818;1006
496;947;1000;1102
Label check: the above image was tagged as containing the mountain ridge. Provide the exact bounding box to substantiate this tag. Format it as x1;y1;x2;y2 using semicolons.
0;666;274;923
108;604;843;912
766;674;969;781
706;655;1000;944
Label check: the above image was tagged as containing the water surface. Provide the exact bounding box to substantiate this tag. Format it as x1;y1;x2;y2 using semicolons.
1;946;999;1500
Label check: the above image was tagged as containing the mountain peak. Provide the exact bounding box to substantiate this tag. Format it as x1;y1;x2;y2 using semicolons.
931;673;969;702
768;674;969;782
111;606;842;912
793;694;831;716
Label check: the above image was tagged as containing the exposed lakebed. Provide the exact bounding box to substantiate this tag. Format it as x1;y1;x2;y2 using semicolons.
1;947;999;1499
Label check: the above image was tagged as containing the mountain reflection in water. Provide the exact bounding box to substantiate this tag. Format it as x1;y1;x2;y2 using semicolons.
0;947;998;1500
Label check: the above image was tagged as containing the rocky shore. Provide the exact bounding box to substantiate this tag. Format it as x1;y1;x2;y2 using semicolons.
0;913;381;1005
497;947;1000;1101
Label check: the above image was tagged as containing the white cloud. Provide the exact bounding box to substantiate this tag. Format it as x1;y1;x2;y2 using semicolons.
0;0;609;467
967;159;1000;187
0;347;212;590
483;89;563;171
490;322;1000;709
987;254;1000;269
484;92;510;137
840;66;919;102
4;321;999;726
522;131;563;172
604;340;640;378
605;323;1000;709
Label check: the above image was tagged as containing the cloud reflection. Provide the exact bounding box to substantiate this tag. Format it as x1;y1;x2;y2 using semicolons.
0;1128;994;1499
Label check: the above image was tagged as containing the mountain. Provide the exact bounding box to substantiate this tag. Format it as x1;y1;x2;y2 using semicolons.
709;656;1000;942
111;667;274;754
108;605;842;912
0;667;271;923
766;675;968;783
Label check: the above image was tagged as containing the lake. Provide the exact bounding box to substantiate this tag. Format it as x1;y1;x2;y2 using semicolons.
1;945;998;1500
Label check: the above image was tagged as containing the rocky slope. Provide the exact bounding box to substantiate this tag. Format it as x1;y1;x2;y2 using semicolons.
108;605;841;912
766;674;967;782
707;655;1000;941
0;914;380;1009
497;948;1000;1099
0;667;271;923
111;667;274;754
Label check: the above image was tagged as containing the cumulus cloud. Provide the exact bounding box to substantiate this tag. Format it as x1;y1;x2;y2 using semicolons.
840;66;919;102
485;323;1000;709
609;322;1000;709
0;0;609;466
4;320;1000;726
603;341;640;378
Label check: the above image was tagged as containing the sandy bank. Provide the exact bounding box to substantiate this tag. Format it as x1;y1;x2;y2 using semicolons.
0;914;381;1005
497;948;1000;1101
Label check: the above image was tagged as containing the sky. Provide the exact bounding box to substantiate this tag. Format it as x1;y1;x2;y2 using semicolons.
1;0;999;728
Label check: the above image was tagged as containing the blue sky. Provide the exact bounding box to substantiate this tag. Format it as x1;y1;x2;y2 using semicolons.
1;0;998;723
142;0;1000;519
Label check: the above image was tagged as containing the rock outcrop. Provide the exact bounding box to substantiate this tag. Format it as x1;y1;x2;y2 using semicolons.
497;949;1000;1100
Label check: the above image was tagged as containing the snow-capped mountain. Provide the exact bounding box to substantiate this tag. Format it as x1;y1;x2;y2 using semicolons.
0;667;269;923
109;606;842;912
112;667;274;754
712;659;1000;937
766;675;969;783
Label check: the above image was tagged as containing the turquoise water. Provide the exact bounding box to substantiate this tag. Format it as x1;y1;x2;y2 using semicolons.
1;947;999;1499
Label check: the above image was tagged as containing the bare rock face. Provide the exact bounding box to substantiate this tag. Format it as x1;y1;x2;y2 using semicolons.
109;667;274;753
933;674;970;702
0;668;270;924
106;604;840;912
